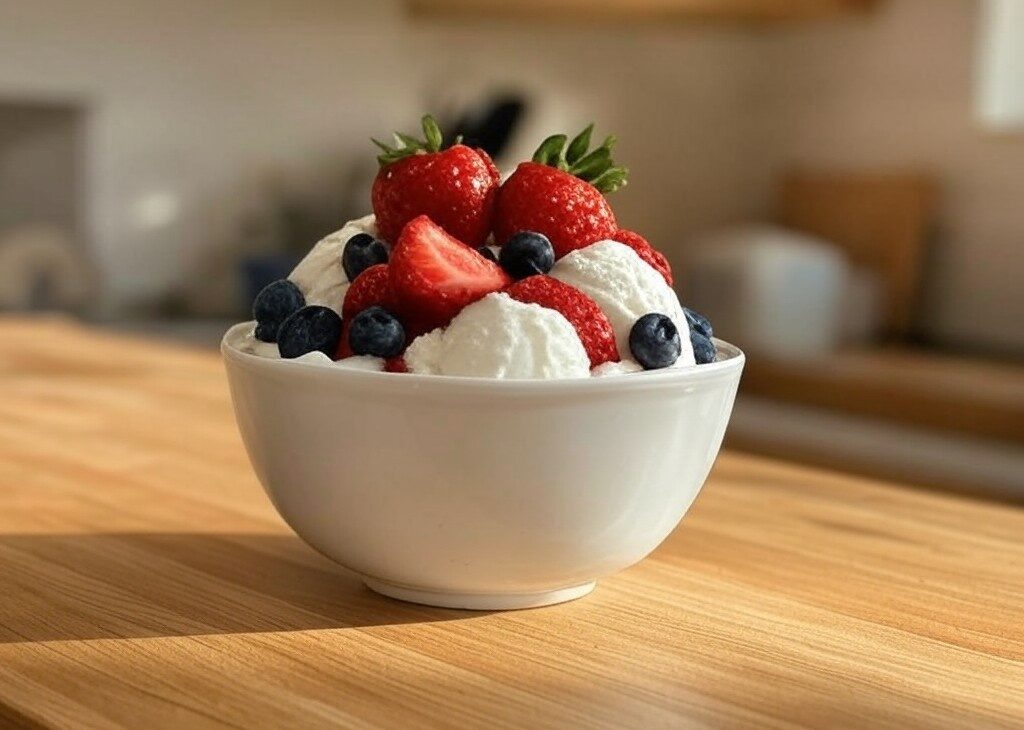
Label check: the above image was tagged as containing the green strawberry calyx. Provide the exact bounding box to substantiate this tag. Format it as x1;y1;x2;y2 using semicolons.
530;123;628;194
371;115;462;167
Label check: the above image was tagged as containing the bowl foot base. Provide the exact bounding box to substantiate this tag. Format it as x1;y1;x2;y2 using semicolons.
363;578;596;610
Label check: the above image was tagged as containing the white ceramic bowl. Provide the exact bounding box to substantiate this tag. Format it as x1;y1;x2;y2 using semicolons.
222;322;744;610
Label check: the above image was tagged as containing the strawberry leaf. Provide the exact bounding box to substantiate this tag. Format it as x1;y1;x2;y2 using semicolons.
531;124;628;192
565;123;593;165
371;115;451;167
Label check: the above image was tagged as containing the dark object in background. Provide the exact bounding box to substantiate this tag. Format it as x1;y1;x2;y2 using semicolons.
447;96;526;160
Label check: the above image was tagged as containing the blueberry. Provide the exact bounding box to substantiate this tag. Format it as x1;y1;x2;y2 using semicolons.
254;321;278;342
499;231;555;279
252;279;305;342
684;307;714;339
629;313;682;370
477;246;498;263
348;306;406;358
277;305;343;359
342;233;389;281
690;331;717;365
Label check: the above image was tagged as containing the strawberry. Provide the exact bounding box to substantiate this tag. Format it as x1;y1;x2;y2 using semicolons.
390;215;511;332
506;276;619;367
371;116;499;247
334;320;354;359
493;124;627;259
337;264;396;360
610;229;673;286
342;264;395;321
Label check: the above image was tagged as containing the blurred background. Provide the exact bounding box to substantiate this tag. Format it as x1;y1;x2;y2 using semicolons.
2;0;1021;499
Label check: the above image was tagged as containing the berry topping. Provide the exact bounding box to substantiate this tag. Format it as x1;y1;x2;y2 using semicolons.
499;231;555;280
610;230;673;286
389;215;511;332
277;305;343;359
371;115;499;246
684;307;713;340
494;125;626;259
506;276;619;367
252;279;304;342
342;232;389;282
342;264;395;321
494;167;616;259
629;313;681;370
348;306;406;358
384;356;408;373
690;331;717;365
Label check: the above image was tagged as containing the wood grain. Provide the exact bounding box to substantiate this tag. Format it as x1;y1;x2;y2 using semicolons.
0;316;1022;729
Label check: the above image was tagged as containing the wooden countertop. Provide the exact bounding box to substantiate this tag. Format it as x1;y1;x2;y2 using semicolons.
1;317;1022;729
741;347;1024;445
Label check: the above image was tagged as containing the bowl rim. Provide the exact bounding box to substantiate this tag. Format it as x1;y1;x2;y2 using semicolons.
222;321;744;394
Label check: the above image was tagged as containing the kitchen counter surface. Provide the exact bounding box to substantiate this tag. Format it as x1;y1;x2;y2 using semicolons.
1;317;1022;729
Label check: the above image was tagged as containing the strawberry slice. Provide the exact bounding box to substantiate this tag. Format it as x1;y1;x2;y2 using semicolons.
389;215;511;332
506;276;619;367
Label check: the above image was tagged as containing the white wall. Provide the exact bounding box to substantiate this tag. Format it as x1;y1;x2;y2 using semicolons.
0;0;751;313
3;0;1019;353
741;0;1024;353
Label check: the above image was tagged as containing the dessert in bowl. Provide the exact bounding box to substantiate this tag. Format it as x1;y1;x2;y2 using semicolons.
222;117;744;608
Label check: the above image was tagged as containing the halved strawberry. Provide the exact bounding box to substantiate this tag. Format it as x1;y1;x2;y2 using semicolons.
506;276;619;367
610;229;673;286
390;215;511;332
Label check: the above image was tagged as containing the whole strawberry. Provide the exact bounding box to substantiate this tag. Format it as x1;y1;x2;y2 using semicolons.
371;115;500;247
494;124;627;259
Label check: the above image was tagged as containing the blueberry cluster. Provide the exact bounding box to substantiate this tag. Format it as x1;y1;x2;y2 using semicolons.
252;277;342;359
628;307;716;370
684;308;716;365
251;231;402;360
252;279;305;343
